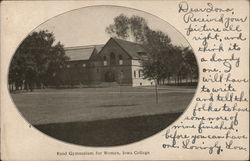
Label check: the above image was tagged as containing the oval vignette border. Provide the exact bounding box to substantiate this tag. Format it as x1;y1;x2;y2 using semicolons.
7;4;201;147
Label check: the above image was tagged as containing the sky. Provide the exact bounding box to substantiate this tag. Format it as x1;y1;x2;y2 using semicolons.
35;5;190;47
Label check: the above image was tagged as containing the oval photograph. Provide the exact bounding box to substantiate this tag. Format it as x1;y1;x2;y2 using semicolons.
8;6;198;146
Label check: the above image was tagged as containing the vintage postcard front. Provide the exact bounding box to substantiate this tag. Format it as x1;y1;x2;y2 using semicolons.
1;0;249;160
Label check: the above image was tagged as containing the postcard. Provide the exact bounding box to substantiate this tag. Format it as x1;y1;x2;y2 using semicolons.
1;0;249;160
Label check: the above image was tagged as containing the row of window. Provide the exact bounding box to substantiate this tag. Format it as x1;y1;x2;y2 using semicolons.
96;69;124;74
60;65;142;79
103;54;123;60
103;60;123;66
103;53;123;66
60;63;86;69
61;66;142;79
139;82;154;86
95;69;143;79
134;70;143;78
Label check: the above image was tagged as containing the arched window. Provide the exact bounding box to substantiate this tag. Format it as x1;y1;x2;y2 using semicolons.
103;56;107;66
119;55;123;65
110;52;116;65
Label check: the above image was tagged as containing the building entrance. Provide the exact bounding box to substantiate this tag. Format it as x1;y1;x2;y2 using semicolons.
104;71;115;82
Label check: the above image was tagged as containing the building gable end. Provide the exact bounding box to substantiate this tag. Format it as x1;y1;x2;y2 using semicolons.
97;38;133;59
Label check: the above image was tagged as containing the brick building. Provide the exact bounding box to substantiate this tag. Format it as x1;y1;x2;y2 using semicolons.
57;37;154;87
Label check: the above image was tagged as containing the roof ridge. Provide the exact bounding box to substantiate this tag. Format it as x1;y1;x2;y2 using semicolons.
111;37;146;60
65;44;104;50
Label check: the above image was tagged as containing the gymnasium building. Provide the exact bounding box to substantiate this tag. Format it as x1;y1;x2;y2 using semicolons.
57;37;154;87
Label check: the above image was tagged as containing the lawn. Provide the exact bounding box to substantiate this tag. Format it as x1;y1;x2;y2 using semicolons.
11;86;195;146
35;113;182;146
12;86;195;125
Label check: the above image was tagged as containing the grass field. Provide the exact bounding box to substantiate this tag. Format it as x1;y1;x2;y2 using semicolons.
35;113;181;146
11;86;195;146
12;86;195;124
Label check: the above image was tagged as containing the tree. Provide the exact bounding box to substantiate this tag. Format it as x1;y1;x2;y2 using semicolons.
129;15;148;43
105;14;130;40
45;42;68;87
168;46;185;85
105;14;148;43
9;30;68;92
141;56;162;104
182;47;198;84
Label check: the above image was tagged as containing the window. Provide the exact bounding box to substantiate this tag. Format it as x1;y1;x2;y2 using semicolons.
82;63;86;67
103;56;107;66
110;52;116;65
139;70;142;78
140;82;142;86
134;70;136;78
119;55;123;65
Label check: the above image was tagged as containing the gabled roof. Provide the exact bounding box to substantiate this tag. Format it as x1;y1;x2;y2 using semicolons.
64;38;147;61
94;45;104;53
64;45;104;61
112;38;147;59
89;45;104;60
